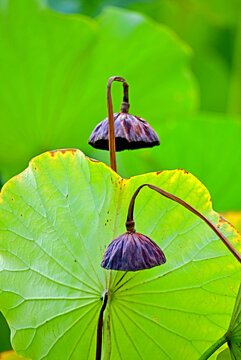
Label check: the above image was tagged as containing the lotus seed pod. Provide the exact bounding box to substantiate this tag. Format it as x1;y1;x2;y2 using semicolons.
101;232;166;271
88;112;160;151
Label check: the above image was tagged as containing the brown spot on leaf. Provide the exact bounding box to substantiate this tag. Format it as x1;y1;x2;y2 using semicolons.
217;215;241;239
216;216;226;229
218;216;226;224
49;149;77;157
178;169;189;174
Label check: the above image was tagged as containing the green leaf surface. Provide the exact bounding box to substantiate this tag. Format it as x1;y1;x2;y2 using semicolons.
0;149;240;359
0;0;196;181
216;348;231;359
226;284;241;359
223;212;241;234
129;0;240;28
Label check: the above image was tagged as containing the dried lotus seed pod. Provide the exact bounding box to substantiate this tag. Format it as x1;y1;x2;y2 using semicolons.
101;231;166;271
88;112;160;151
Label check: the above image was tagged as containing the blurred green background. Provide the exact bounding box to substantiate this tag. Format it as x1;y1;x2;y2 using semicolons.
0;0;240;353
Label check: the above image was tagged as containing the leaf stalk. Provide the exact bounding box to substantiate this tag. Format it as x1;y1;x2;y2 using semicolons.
126;184;241;263
96;291;108;360
107;76;129;172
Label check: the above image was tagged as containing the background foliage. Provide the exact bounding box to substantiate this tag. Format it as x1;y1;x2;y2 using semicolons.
0;0;240;356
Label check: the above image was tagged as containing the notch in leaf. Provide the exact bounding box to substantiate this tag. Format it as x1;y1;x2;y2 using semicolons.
88;76;160;172
101;184;241;272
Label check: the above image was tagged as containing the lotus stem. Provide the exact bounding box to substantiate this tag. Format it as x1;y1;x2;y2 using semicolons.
107;76;129;172
96;291;108;360
126;184;241;263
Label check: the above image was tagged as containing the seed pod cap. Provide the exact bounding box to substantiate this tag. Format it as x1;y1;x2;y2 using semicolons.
101;232;166;271
88;113;160;152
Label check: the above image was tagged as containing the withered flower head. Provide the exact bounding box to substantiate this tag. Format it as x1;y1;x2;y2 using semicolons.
101;231;166;271
88;112;160;151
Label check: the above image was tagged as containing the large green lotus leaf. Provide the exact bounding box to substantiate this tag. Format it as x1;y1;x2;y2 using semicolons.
0;150;240;359
0;0;196;182
95;113;240;211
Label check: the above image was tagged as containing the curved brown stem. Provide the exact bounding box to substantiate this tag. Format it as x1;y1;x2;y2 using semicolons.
126;184;241;263
107;76;129;172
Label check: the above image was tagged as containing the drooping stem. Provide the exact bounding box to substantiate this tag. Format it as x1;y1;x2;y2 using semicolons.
107;76;129;172
96;291;108;360
125;184;241;263
198;334;227;359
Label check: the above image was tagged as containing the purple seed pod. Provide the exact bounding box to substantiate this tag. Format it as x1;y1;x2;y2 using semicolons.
101;232;166;271
88;112;160;151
